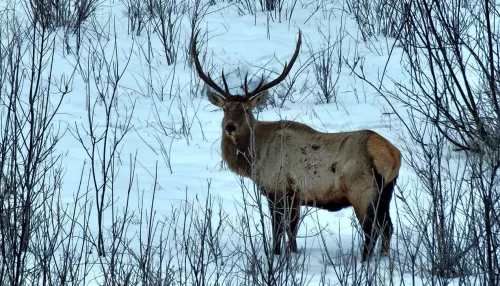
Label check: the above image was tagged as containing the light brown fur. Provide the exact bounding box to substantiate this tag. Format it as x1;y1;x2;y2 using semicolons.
191;30;402;261
367;133;402;183
215;97;401;260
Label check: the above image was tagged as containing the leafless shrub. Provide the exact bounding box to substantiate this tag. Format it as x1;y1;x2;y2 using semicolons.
345;0;409;42
21;0;102;54
121;0;149;35
236;0;257;16
149;0;185;65
121;0;184;65
0;7;91;285
230;177;311;286
397;124;475;279
0;2;314;285
306;12;346;106
261;0;299;23
24;0;101;31
233;0;298;21
350;0;500;284
318;216;387;285
70;21;135;256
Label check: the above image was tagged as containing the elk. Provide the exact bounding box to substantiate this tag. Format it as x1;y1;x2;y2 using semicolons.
191;30;402;261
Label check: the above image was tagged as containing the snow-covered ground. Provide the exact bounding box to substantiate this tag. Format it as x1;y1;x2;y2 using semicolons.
1;0;469;285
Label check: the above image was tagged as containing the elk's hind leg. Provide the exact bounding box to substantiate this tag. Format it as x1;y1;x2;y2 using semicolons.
360;203;379;262
379;177;396;256
359;173;396;261
352;182;384;261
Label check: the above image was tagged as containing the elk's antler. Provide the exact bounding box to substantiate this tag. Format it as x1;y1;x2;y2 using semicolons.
191;30;232;97
244;30;302;98
191;29;302;98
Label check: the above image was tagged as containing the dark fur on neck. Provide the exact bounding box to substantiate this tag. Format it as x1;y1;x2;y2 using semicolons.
221;130;255;178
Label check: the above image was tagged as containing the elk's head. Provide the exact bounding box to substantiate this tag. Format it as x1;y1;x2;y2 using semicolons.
206;90;269;137
191;30;302;139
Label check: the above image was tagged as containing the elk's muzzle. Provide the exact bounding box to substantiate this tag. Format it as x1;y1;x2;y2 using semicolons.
224;123;237;135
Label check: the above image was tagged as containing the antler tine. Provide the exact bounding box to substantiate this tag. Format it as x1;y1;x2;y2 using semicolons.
221;69;231;95
242;73;266;98
246;30;302;98
243;73;249;95
191;30;231;97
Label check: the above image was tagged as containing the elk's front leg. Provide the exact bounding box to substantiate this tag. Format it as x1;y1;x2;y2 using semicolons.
268;195;284;255
287;192;300;253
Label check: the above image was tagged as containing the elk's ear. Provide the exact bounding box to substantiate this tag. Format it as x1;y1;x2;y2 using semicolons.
207;91;226;108
246;90;268;109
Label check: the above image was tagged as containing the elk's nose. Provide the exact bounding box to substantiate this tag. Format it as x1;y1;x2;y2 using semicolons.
225;124;236;134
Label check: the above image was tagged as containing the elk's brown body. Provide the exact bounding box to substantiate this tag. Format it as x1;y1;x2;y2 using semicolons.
191;30;402;261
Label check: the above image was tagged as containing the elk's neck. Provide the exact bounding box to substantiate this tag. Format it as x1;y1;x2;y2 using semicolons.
221;127;258;178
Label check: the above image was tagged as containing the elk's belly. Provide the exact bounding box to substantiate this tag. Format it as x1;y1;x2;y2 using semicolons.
257;171;351;212
254;144;355;204
256;163;348;200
